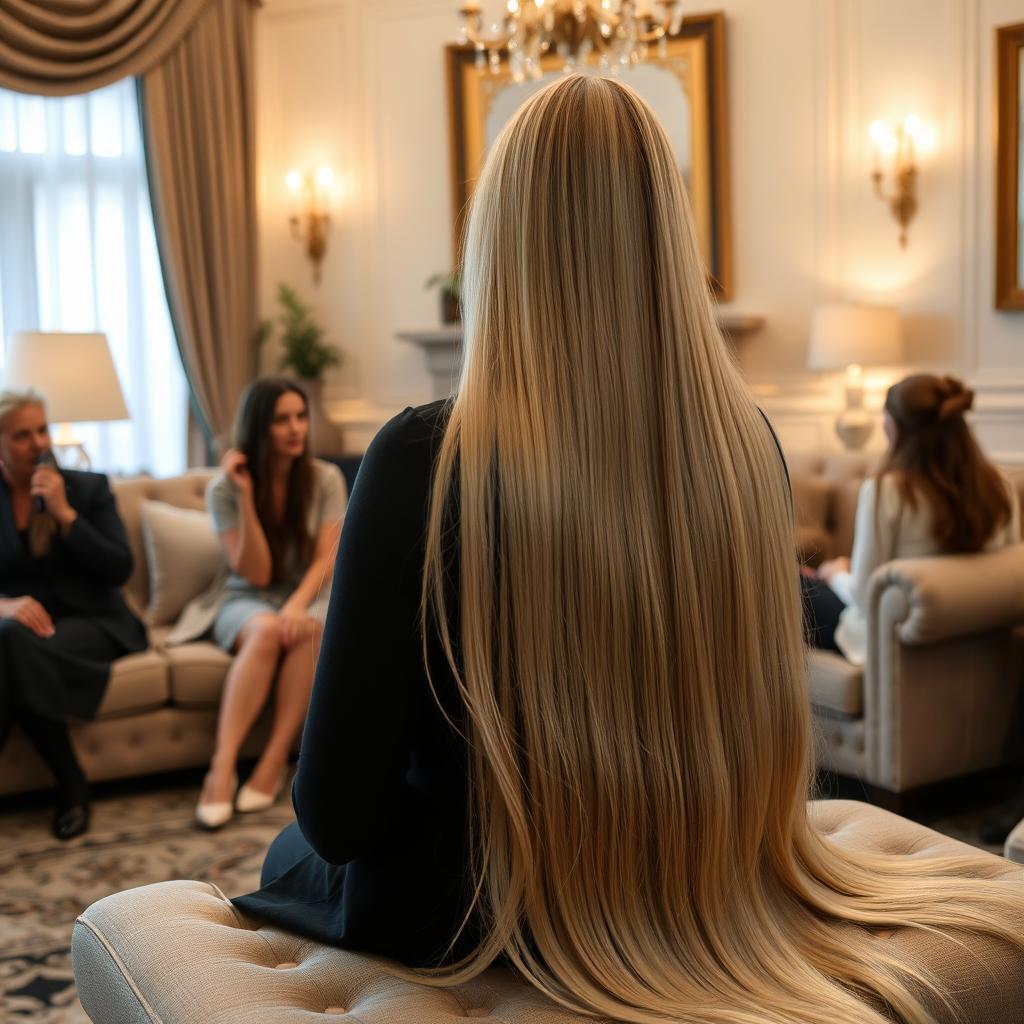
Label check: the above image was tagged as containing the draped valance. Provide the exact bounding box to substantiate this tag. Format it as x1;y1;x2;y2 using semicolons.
0;0;218;96
0;0;260;455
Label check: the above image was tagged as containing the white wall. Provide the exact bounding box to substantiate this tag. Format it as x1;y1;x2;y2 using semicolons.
256;0;1024;457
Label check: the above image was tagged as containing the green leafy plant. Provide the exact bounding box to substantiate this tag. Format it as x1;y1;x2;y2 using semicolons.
259;282;342;379
424;271;461;295
425;271;462;324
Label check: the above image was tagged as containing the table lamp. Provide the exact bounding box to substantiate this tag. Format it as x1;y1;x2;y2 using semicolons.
808;305;902;451
4;331;130;469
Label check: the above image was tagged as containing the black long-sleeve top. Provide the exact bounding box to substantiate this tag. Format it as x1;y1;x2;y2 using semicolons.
236;401;477;966
0;469;144;648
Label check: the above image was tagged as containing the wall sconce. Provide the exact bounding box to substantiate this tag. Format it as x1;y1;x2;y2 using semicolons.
285;166;334;283
869;115;922;249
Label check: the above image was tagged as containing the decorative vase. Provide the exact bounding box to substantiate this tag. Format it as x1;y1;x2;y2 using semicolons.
299;376;344;458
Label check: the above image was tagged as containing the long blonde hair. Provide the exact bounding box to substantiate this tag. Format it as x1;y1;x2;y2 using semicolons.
0;388;58;557
422;75;1023;1023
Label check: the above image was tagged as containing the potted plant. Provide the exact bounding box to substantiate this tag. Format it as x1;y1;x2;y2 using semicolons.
258;283;344;456
425;271;462;325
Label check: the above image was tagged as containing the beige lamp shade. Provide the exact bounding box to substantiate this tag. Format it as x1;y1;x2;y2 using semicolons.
808;305;903;371
5;331;129;423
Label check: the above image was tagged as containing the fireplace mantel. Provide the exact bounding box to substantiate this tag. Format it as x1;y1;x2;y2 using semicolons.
398;315;764;402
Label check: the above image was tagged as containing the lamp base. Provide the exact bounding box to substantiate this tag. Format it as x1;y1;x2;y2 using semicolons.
835;409;874;451
51;423;92;470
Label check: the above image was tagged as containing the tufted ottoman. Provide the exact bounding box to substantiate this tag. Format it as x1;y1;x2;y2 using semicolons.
72;800;1024;1024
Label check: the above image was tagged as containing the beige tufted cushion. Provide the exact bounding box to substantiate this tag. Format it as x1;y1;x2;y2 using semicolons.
806;649;862;717
91;650;169;720
111;470;216;616
72;801;1024;1024
164;641;233;707
139;500;224;626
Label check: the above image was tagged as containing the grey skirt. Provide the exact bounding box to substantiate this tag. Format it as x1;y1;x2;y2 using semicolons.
211;587;331;652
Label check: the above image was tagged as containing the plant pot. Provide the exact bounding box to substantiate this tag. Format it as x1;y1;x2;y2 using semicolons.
299;376;344;458
440;289;461;325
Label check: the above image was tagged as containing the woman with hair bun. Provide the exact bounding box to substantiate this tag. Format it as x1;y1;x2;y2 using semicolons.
815;373;1018;665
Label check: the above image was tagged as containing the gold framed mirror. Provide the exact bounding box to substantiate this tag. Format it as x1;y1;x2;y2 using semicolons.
445;12;732;299
996;21;1024;310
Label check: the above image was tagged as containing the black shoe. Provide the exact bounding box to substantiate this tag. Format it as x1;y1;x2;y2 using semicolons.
53;801;90;841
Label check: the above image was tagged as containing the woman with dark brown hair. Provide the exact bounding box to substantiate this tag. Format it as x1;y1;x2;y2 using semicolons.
814;373;1018;665
175;377;346;829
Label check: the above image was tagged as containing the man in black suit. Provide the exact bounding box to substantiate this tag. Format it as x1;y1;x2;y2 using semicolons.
0;391;146;839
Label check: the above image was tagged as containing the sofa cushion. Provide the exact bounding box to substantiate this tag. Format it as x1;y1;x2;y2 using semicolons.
140;500;224;627
93;650;169;720
112;471;217;620
164;642;232;708
807;648;862;718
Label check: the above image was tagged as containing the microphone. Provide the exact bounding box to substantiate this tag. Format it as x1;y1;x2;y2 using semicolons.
34;449;59;514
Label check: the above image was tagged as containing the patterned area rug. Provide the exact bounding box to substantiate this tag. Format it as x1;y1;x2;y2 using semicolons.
0;777;1008;1023
0;780;294;1023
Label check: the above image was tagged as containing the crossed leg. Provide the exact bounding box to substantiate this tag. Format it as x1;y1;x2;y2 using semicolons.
200;613;283;805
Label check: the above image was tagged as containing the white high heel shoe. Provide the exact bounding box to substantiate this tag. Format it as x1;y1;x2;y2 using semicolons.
195;773;238;830
235;769;288;814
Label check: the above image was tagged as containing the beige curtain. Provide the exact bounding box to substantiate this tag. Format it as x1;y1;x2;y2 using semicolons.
0;0;212;96
0;0;260;459
139;0;259;454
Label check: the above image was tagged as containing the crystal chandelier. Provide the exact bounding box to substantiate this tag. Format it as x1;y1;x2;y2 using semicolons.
458;1;686;82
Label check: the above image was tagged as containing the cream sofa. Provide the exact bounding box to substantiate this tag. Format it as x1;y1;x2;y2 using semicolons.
70;800;1024;1023
791;453;1024;798
3;458;1024;803
0;470;253;798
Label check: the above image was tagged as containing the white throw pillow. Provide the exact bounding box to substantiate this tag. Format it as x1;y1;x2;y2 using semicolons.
139;500;224;626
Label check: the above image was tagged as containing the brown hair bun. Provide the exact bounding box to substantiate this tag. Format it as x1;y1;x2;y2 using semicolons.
937;377;974;420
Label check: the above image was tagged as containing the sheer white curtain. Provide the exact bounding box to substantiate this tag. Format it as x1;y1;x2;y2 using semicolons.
0;78;187;476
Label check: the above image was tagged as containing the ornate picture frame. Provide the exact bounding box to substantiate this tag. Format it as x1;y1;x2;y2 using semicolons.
996;21;1024;310
445;12;732;299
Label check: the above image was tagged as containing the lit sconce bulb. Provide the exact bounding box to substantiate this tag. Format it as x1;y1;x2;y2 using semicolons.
868;115;922;248
286;166;332;283
507;0;519;12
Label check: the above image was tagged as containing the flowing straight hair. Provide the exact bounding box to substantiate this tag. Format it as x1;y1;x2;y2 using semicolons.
0;389;58;558
877;374;1011;553
419;76;1024;1022
232;377;314;582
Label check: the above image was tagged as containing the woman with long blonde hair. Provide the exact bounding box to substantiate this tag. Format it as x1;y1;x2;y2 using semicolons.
236;75;1024;1022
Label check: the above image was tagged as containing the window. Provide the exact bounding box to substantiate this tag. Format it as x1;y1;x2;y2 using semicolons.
0;78;188;476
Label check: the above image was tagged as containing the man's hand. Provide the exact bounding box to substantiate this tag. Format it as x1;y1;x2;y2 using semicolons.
0;596;55;637
29;467;77;530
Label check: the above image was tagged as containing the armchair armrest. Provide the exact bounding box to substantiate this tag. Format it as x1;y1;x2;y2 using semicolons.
867;544;1024;646
863;544;1024;791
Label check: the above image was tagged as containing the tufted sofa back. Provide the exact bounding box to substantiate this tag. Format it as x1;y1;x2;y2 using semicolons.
786;453;1024;566
110;470;217;616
